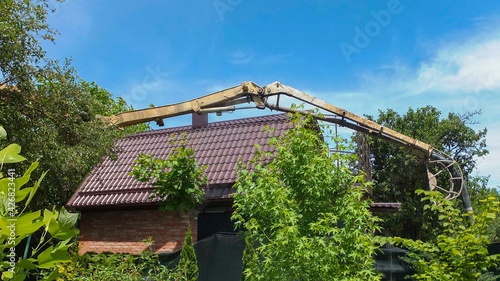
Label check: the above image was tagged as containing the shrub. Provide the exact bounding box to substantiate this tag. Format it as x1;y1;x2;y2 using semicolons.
391;190;500;280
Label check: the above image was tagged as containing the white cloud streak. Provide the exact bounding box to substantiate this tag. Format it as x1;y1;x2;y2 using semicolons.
359;26;500;187
410;39;500;95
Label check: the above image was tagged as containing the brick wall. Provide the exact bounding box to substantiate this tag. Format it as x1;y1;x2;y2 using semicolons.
78;209;198;255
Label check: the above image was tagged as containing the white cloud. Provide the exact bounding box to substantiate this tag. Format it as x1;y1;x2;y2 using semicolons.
359;26;500;188
411;39;500;95
362;37;500;99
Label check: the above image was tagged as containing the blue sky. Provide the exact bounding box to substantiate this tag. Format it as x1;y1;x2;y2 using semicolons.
44;0;500;187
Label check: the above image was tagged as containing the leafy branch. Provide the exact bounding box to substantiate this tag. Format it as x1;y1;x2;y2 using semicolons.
130;136;206;212
390;189;500;281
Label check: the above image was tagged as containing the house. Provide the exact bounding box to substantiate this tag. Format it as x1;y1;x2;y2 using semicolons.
67;113;400;255
66;113;295;254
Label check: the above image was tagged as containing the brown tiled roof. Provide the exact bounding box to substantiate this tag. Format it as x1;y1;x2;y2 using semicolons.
67;114;294;210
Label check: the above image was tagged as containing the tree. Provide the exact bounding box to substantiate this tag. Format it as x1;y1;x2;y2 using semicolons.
175;226;199;281
232;113;383;280
0;0;58;88
1;63;148;209
0;127;79;281
368;106;488;240
391;189;500;281
1;0;148;208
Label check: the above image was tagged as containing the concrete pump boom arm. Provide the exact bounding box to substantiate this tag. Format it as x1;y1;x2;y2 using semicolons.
100;82;264;127
100;81;472;212
260;82;472;212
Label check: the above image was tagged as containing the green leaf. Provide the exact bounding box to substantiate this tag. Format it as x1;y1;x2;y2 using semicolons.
36;245;55;268
12;211;44;243
0;126;6;140
0;161;40;203
44;208;79;240
0;144;26;164
24;170;47;208
57;207;79;230
40;268;59;281
37;243;71;269
0;212;44;242
16;259;37;270
22;161;40;177
486;213;496;219
1;271;14;280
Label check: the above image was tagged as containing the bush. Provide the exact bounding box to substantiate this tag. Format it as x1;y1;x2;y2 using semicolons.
60;228;199;281
391;190;500;281
58;250;173;281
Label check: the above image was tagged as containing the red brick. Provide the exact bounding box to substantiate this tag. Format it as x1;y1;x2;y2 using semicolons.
78;209;198;255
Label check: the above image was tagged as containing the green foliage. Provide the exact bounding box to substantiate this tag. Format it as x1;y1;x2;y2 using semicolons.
1;1;149;209
232;113;383;281
57;250;174;281
468;176;500;242
175;226;199;281
0;134;79;280
479;272;500;281
390;189;500;281
0;0;59;87
60;229;199;281
79;80;150;135
241;235;259;281
1;63;148;209
368;107;488;240
130;137;206;212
